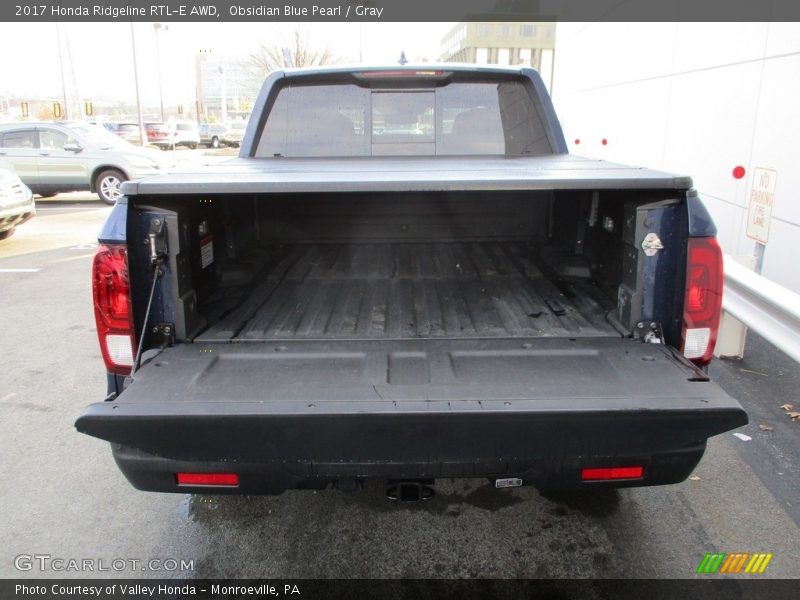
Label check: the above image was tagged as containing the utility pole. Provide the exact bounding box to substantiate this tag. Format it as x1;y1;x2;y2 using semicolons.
64;27;84;119
55;23;70;120
130;23;146;146
153;23;167;122
219;63;228;124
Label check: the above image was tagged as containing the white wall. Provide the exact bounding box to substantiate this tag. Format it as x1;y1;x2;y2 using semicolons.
552;23;800;294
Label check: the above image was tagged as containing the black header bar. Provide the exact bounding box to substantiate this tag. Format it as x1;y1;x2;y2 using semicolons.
2;579;800;600
3;0;800;22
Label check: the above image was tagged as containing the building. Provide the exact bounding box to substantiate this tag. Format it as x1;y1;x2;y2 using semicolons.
552;23;800;296
195;50;261;124
439;22;556;89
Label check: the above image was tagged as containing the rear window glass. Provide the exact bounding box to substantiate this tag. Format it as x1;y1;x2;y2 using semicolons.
255;79;552;157
0;130;36;149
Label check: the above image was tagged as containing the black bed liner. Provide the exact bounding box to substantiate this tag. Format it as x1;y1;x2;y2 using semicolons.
197;242;618;342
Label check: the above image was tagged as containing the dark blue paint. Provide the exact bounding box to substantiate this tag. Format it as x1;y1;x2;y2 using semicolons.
97;197;128;244
641;203;685;346
687;190;718;237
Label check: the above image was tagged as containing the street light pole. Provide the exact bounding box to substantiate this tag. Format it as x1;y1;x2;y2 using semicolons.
219;63;228;124
55;23;70;120
153;23;167;122
130;23;146;147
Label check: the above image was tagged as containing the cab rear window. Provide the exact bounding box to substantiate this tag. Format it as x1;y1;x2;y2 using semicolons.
255;79;552;157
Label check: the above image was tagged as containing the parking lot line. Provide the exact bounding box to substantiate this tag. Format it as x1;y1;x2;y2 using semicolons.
0;268;41;273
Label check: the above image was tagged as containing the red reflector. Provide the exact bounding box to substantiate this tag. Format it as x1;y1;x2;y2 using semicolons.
176;473;239;486
581;466;644;481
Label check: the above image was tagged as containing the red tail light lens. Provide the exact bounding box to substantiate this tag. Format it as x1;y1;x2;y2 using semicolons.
581;466;644;481
681;237;723;366
176;473;239;486
92;244;135;375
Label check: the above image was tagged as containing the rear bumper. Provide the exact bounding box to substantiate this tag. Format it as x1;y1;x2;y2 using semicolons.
80;401;745;494
111;440;709;494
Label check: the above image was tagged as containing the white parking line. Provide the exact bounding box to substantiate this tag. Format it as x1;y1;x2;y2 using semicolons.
37;206;102;211
0;268;41;273
50;253;94;263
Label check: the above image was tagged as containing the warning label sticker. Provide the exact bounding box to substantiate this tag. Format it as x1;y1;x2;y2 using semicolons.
200;236;214;269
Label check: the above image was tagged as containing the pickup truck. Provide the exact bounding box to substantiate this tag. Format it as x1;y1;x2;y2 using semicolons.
76;65;747;499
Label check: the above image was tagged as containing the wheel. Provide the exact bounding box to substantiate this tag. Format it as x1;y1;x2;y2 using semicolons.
0;228;15;241
211;136;220;149
95;169;126;205
188;142;198;150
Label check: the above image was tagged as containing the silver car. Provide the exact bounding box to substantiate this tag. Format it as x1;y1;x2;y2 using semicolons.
0;167;35;240
0;122;171;204
199;121;246;148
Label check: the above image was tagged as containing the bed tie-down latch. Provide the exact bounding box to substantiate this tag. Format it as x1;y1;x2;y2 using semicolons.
147;218;168;267
635;321;664;344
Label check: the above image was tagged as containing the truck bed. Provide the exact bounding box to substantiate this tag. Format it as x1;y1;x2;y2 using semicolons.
196;241;618;342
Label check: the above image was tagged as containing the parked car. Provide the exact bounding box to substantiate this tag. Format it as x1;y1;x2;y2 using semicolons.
0;167;35;240
199;121;246;148
99;122;119;134
173;121;199;149
144;122;177;150
114;123;143;145
0;122;171;204
220;120;246;147
198;123;223;148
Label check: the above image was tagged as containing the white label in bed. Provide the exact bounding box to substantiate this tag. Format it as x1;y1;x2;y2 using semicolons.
200;236;214;269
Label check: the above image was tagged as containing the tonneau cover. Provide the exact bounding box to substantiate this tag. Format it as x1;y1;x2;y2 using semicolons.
121;155;693;196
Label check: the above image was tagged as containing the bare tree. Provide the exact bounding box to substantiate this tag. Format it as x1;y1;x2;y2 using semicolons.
247;30;337;79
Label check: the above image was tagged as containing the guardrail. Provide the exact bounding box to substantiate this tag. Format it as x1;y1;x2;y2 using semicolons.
722;255;800;364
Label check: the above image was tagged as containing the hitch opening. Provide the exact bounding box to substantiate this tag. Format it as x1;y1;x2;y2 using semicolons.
386;480;435;502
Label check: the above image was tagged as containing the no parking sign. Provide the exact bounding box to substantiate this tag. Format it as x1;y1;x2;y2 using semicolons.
746;167;778;244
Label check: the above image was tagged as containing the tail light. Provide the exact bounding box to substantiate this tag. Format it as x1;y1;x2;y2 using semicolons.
92;244;136;375
681;237;723;366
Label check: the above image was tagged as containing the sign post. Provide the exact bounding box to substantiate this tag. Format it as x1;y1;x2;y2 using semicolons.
746;167;777;274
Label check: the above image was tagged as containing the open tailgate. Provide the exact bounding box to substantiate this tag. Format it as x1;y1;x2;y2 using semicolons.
76;338;746;468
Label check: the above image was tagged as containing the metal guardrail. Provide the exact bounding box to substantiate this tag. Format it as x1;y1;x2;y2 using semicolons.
722;255;800;364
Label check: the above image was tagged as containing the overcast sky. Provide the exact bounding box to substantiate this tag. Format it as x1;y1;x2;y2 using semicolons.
0;22;456;106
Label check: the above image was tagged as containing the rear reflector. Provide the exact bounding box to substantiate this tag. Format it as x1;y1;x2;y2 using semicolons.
175;473;239;486
581;466;644;481
681;237;724;366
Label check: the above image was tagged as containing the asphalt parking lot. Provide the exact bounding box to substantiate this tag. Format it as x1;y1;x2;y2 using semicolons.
0;198;798;580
